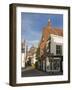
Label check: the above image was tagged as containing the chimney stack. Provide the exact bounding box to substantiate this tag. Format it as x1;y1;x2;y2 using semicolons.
48;18;51;28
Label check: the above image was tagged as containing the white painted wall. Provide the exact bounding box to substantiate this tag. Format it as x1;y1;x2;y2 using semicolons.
51;34;63;55
32;54;37;64
21;53;25;68
21;41;27;68
51;35;56;55
0;0;72;90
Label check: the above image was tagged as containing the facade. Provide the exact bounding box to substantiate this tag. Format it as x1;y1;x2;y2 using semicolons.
21;40;28;68
26;46;37;67
45;34;63;74
46;34;63;55
37;19;63;75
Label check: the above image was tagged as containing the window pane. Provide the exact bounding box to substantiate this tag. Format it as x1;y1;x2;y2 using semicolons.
56;45;62;55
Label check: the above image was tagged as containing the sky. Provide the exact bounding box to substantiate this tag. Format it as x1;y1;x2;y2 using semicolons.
21;12;63;49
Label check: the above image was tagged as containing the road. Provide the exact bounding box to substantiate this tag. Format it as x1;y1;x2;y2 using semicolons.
21;66;63;77
21;66;48;77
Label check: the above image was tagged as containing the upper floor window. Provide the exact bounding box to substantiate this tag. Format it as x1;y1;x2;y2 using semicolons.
56;45;62;55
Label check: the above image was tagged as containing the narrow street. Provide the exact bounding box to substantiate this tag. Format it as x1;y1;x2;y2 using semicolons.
21;66;49;77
